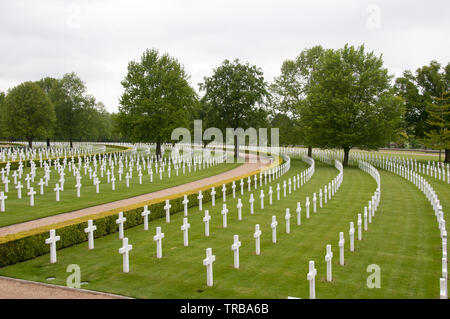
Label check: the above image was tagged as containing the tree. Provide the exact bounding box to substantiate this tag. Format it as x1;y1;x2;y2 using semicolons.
421;92;450;162
271;46;325;156
117;48;197;157
199;59;270;157
0;91;6;139
396;61;450;159
269;113;302;146
303;44;404;166
36;77;58;147
49;73;95;148
4;82;56;148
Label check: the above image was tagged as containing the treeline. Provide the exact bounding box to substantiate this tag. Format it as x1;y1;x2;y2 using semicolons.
116;46;449;163
0;73;123;147
0;45;448;162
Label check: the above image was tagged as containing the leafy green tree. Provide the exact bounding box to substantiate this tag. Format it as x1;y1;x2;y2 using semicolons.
0;91;6;139
303;44;404;166
4;82;56;148
49;72;96;148
118;48;197;157
421;92;450;162
395;60;450;159
36;77;58;94
199;59;270;157
269;113;301;146
271;46;325;156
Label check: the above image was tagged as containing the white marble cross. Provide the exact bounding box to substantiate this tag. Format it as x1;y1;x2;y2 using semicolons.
153;226;165;258
296;202;302;225
119;237;132;273
260;190;264;209
142;205;150;230
75;181;82;198
349;222;355;252
221;204;229;228
138;170;143;184
288;178;292;194
27;187;36;206
231;234;241;269
45;229;60;264
232;181;236;198
276;183;280;201
94;177;100;193
364;208;368;231
339;232;345;266
203;210;211;237
84;219;97;250
181;217;190;247
249;194;255;215
222;184;227;202
116;212;126;239
198;191;203;211
325;245;333;282
307;260;317;299
283;181;287;198
268;186;273;205
357;213;362;240
254;224;262;255
16;181;23;199
37;178;45;195
211;187;216;206
271;215;278;243
240;179;244;195
203;248;215;287
0;191;7;212
182;195;189;216
53;183;62;202
237;198;243;220
285;208;291;234
125;172;130;188
164;200;171;223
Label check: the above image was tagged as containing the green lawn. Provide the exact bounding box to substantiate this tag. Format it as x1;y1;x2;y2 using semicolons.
0;157;442;298
0;158;241;227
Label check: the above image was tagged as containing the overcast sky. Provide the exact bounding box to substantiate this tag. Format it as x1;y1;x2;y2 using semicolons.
1;0;449;112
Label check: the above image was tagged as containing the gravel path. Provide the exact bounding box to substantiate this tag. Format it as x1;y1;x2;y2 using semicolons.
0;276;129;299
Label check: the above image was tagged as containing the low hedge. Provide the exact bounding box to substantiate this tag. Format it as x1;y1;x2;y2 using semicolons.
0;156;281;268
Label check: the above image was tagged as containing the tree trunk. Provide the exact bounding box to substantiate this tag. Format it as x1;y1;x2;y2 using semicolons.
46;138;50;148
343;147;350;167
307;146;312;157
28;137;33;149
70;140;73;149
234;134;239;158
156;140;161;158
445;149;450;163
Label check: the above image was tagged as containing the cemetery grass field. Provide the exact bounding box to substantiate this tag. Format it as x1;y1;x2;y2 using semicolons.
0;159;241;227
0;158;443;298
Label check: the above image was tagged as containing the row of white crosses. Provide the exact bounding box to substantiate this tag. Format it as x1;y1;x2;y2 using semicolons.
351;151;450;184
364;156;448;299
0;147;228;211
42;153;319;287
306;161;382;299
0;142;97;163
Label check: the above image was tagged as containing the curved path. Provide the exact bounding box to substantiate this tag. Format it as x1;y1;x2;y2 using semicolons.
0;276;129;299
0;153;270;238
